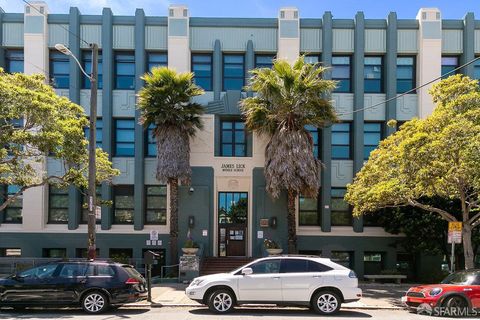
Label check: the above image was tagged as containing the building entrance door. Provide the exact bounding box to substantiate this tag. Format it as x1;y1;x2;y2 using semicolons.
218;192;248;257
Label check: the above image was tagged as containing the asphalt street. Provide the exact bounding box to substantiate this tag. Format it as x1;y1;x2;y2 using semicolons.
0;306;475;320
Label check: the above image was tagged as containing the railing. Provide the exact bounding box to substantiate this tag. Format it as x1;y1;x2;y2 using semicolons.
160;264;179;279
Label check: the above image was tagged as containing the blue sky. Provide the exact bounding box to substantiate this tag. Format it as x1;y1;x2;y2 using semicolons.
0;0;479;19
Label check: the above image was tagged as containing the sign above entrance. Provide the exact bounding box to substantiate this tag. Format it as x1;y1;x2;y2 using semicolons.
221;163;246;173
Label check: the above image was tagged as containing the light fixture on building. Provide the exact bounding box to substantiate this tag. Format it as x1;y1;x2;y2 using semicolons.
188;216;195;228
270;217;278;229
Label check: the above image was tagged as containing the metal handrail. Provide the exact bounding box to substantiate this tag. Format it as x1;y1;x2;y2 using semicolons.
160;263;179;279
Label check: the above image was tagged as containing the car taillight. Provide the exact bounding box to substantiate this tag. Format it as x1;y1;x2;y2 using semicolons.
125;278;140;284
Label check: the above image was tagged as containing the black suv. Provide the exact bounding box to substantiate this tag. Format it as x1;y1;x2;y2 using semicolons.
0;260;147;314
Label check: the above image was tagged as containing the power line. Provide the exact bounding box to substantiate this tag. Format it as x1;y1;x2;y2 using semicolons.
336;56;480;116
21;0;90;46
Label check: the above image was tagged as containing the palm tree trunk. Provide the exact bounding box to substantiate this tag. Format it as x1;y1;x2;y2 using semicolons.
287;189;298;254
462;223;475;269
169;177;179;265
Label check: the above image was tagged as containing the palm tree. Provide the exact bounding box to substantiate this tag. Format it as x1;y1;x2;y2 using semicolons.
137;67;204;264
241;57;337;253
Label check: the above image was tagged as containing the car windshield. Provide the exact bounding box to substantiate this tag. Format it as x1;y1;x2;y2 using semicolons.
441;271;480;285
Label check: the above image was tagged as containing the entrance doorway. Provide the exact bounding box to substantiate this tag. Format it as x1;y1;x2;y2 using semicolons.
218;192;248;257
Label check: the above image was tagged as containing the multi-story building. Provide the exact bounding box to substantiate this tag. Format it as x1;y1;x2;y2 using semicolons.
1;1;479;279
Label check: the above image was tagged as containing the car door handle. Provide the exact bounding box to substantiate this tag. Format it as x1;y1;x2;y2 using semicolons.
313;276;321;278
463;288;473;291
272;277;280;280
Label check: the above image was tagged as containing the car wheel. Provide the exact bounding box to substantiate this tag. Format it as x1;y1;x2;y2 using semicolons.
81;291;109;314
311;291;341;315
207;289;235;314
442;295;468;313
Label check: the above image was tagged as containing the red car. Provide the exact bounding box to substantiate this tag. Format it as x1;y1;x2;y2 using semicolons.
402;270;480;315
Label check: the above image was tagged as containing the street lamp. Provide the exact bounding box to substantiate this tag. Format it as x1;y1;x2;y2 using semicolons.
56;42;99;260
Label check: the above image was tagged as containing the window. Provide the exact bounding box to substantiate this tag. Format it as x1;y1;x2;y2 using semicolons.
50;51;69;88
255;55;275;68
114;119;135;156
147;52;168;71
80;185;102;224
19;263;59;278
364;252;385;274
5;50;24;73
474;59;480;80
43;248;67;258
441;56;458;79
305;125;320;158
304;55;321;64
84;118;103;149
220;120;246;157
332;56;351;93
218;192;248;224
48;186;69;223
115;52;135;89
0;248;21;257
59;263;88;277
75;248;100;258
280;259;308;273
109;248;133;264
146;124;156;157
364;122;382;160
331;188;351;226
249;259;281;274
331;251;354;269
192;54;212;91
364;56;383;93
145;186;167;225
113;186;134;224
299;195;318;226
2;185;22;223
82;51;103;89
97;264;116;276
331;123;351;160
223;54;244;91
397;57;415;93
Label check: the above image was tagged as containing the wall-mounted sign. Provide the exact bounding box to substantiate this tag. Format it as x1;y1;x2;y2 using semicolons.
257;231;264;239
260;218;269;228
150;230;159;241
221;163;246;173
202;229;208;237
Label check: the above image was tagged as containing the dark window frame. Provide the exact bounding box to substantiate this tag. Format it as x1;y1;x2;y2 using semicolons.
302;54;322;65
364;56;384;93
222;54;245;91
254;54;275;69
5;49;24;73
191;53;213;91
363;122;383;160
147;52;168;72
114;51;135;90
48;185;69;224
145;185;167;225
441;56;459;79
331;122;352;160
50;51;70;89
396;56;416;94
114;118;135;157
84;118;103;150
113;185;134;225
299;191;321;227
220;119;247;157
331;187;352;227
332;55;352;93
1;185;23;224
145;123;156;157
81;50;103;89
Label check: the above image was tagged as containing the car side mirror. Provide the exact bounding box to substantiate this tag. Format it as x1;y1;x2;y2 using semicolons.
241;268;253;276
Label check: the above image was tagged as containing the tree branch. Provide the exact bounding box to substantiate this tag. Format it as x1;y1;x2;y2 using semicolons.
407;199;457;222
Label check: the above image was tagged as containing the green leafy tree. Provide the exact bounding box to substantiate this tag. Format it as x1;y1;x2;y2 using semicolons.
137;67;204;264
0;71;118;212
346;75;480;269
241;57;337;253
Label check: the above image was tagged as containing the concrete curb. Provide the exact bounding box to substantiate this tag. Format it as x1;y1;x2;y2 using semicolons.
123;303;404;310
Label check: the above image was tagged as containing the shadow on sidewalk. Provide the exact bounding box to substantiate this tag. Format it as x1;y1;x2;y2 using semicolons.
189;307;372;318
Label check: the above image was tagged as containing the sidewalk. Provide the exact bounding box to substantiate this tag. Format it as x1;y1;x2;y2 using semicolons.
128;282;414;309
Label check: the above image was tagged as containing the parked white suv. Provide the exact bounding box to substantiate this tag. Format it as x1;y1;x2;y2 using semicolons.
186;256;362;314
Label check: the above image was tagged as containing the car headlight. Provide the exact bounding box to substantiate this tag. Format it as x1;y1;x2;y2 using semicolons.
429;288;443;296
190;279;204;287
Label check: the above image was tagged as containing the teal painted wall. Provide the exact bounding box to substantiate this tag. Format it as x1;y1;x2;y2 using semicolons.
252;168;288;257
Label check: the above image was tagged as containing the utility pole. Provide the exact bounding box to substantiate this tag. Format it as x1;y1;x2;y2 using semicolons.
87;43;99;260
